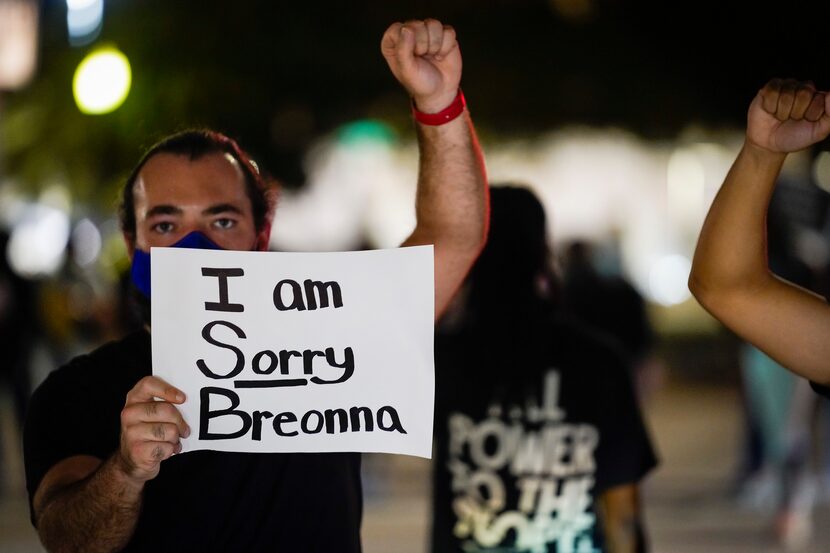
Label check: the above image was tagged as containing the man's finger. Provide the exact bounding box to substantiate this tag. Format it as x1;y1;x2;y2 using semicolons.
437;25;457;60
791;85;815;121
424;18;443;56
122;401;190;437
790;83;815;121
125;375;185;405
394;24;417;77
404;20;429;57
761;79;782;114
804;91;826;122
134;441;177;464
125;422;182;445
380;22;402;58
776;79;797;121
145;422;182;444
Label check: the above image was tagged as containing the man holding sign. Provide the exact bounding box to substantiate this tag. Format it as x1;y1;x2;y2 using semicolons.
24;19;487;553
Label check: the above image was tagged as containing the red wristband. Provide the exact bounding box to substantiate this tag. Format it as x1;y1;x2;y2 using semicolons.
412;89;466;126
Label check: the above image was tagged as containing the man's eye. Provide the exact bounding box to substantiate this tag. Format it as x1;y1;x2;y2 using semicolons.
152;222;174;234
214;218;236;230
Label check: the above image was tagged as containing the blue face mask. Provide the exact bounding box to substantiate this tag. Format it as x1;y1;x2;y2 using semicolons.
130;231;223;298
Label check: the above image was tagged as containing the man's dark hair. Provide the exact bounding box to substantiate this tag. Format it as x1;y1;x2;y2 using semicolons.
119;129;275;240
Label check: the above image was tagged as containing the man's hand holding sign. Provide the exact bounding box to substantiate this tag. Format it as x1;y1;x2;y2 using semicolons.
117;376;189;482
26;18;487;553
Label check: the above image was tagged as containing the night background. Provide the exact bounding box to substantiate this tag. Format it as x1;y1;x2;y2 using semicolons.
3;1;830;551
4;0;830;197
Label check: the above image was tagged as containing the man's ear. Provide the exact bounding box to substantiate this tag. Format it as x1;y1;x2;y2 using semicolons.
255;223;271;252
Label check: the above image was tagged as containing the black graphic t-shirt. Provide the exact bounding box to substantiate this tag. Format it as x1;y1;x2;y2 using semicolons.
431;315;657;553
24;330;362;553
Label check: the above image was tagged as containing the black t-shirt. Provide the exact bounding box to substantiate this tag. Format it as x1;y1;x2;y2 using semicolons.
24;330;362;553
562;269;654;363
431;315;657;553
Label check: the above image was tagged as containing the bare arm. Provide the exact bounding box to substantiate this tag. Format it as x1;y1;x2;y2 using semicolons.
33;377;189;553
597;484;644;553
34;455;141;553
690;79;830;384
381;19;488;319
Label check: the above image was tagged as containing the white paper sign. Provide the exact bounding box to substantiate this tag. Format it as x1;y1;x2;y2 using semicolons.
151;246;434;458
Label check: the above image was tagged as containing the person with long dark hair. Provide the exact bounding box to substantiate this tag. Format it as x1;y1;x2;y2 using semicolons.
432;185;657;553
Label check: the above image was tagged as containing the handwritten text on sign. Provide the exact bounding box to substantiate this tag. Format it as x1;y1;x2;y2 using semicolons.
151;246;434;458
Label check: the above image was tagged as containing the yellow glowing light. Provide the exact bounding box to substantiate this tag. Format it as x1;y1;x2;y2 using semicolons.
73;47;131;115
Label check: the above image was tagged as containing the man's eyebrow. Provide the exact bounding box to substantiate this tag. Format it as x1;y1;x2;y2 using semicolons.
202;203;245;216
146;205;183;218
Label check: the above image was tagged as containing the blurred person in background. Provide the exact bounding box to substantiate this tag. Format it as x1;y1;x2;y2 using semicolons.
0;230;36;424
23;18;487;553
691;79;830;546
560;240;662;401
432;185;657;553
0;230;38;491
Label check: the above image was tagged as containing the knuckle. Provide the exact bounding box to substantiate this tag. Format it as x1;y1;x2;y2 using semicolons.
152;444;169;461
152;424;166;440
143;401;158;417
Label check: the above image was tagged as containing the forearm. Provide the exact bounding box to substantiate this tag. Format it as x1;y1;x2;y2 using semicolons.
410;109;487;245
689;142;830;381
690;142;785;299
603;518;641;553
405;108;488;315
598;486;643;553
37;455;144;553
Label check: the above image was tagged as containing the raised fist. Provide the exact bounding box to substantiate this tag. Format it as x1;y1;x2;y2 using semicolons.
747;79;830;153
381;19;461;114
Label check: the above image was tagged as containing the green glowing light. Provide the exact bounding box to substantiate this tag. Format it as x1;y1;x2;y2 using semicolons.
337;120;396;146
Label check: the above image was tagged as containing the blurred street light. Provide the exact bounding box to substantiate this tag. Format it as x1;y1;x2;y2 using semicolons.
66;0;104;46
73;46;131;115
0;0;39;90
7;203;71;278
649;254;692;306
